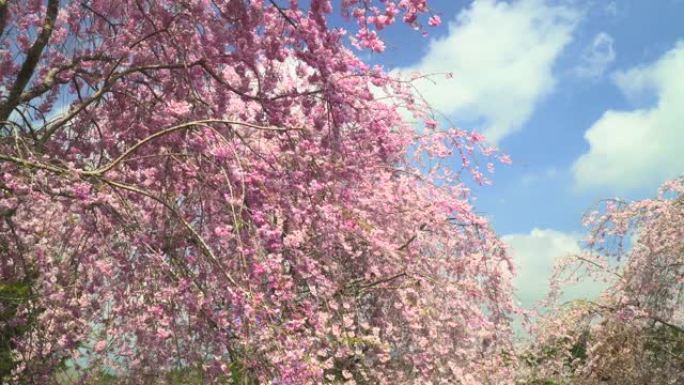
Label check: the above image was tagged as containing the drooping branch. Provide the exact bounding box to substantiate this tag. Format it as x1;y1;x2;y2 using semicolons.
86;119;301;175
100;177;240;288
0;117;302;289
1;119;300;176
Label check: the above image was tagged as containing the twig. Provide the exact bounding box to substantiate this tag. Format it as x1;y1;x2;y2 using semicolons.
269;0;297;28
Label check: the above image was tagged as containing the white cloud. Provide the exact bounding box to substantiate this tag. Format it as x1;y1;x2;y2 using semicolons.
396;0;578;143
503;228;601;307
575;32;616;78
504;229;579;306
573;41;684;192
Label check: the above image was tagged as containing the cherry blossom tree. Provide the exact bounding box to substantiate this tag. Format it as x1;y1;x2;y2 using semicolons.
0;1;517;384
520;178;684;385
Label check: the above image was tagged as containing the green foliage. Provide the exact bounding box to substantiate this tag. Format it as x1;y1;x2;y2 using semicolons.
568;331;589;362
0;280;32;381
641;324;684;375
644;324;684;357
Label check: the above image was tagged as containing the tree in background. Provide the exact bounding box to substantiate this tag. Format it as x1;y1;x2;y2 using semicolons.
520;179;684;385
0;1;515;384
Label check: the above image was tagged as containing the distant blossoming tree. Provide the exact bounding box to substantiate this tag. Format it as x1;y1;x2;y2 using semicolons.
0;1;516;384
520;178;684;385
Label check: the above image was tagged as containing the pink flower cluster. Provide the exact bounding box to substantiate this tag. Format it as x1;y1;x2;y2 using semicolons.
0;1;517;384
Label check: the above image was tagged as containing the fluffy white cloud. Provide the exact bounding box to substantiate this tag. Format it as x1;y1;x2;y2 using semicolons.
575;32;616;78
573;41;684;192
396;0;578;143
503;228;601;307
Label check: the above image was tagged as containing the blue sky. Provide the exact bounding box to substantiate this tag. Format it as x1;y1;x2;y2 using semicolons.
353;0;684;309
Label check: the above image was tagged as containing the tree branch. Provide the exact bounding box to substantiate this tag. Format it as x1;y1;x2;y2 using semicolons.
0;153;68;174
653;316;684;335
269;0;297;28
18;55;114;104
397;223;427;251
100;178;240;286
85;119;300;175
358;272;408;291
0;0;8;38
0;0;59;122
38;60;207;144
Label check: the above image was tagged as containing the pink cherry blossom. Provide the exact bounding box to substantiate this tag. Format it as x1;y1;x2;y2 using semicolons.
0;2;517;384
428;15;442;27
523;178;684;384
94;340;107;353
